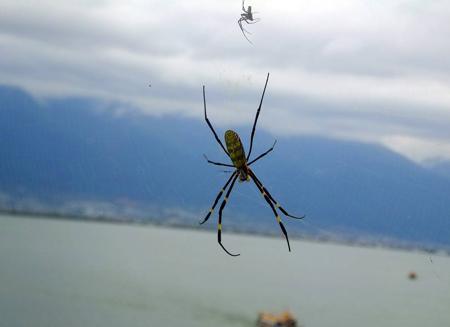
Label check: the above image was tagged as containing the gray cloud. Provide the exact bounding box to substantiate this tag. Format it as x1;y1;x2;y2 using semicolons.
1;0;450;162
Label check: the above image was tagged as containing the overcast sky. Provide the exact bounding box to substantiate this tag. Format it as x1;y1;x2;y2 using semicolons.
1;0;450;163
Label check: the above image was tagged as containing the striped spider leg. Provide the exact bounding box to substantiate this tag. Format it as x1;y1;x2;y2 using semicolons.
201;73;305;256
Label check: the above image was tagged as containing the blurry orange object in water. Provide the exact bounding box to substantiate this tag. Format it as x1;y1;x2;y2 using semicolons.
257;310;298;327
408;271;417;280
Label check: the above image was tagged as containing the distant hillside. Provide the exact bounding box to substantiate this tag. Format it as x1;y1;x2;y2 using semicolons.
1;85;449;249
425;159;450;181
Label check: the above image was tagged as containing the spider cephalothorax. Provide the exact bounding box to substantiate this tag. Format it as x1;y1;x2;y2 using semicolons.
201;73;305;256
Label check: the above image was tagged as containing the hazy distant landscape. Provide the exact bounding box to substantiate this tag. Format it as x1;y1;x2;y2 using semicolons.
1;86;450;251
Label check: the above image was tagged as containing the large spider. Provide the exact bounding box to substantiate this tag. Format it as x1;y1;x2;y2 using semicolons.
238;0;260;44
200;73;305;256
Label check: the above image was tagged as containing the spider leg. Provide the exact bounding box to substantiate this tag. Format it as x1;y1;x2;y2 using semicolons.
238;18;253;44
217;173;240;256
246;73;270;160
238;18;244;32
203;154;234;167
248;140;277;165
200;171;237;225
244;27;253;35
203;86;230;157
242;32;253;44
238;18;250;34
249;169;305;220
244;18;259;24
242;0;246;12
248;170;291;252
239;18;253;33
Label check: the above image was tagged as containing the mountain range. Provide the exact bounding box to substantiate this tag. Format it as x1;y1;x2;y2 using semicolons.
1;85;449;250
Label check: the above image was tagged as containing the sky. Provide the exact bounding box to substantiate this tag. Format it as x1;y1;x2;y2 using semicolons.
1;0;450;163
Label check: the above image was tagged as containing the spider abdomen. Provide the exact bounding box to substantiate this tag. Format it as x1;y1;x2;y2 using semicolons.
224;130;247;169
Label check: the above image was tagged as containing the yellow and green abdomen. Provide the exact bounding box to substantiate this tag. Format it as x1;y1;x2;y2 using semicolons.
224;130;247;169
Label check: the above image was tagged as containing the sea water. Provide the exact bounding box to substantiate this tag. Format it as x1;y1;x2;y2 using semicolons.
1;214;449;327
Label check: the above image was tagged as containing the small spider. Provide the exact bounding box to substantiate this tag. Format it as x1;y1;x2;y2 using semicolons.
201;73;305;256
238;0;260;44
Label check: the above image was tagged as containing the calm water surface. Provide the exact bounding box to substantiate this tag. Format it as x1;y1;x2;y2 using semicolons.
1;214;449;327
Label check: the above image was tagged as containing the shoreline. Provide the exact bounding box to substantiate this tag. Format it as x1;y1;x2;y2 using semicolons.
1;209;448;257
